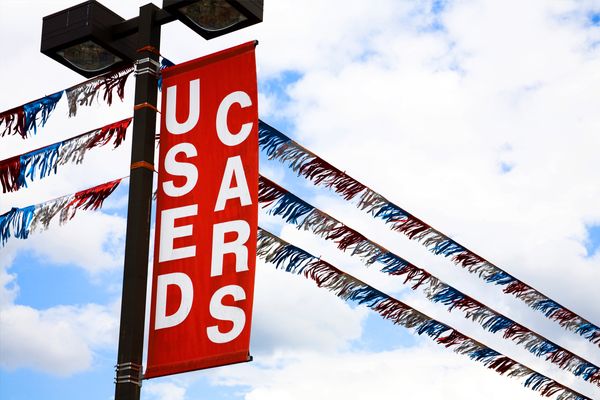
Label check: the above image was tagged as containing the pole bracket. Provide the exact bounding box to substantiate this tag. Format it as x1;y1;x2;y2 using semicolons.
115;362;143;387
131;161;156;172
134;102;160;113
134;57;160;78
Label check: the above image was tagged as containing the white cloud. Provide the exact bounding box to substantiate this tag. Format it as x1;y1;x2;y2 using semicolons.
21;211;126;275
0;210;124;376
144;381;187;400
251;257;367;355
263;0;600;325
211;344;544;400
0;301;119;376
0;247;19;307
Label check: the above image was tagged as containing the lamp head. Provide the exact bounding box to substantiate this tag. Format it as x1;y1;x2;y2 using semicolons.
163;0;263;39
41;0;135;78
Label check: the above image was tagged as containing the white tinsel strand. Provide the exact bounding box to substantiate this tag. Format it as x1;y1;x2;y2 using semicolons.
297;209;340;236
275;143;315;172
454;339;486;356
30;197;70;233
357;189;388;214
350;240;384;263
57;130;100;165
507;365;534;380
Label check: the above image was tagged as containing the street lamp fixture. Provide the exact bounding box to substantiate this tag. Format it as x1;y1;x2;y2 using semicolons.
40;1;136;77
41;0;263;77
163;0;263;39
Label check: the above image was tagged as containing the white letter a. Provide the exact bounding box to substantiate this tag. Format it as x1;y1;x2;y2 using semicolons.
214;156;251;212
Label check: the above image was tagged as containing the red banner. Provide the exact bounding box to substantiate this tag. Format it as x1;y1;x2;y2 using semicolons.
146;42;258;379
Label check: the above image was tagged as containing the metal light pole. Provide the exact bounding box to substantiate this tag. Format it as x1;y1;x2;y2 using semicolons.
114;4;161;399
40;1;263;399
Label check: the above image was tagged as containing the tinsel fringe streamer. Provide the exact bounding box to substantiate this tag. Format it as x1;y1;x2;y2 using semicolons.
0;91;63;139
157;58;176;91
0;118;131;193
0;178;122;246
66;66;134;117
256;228;590;400
257;175;600;386
257;120;600;346
1;56;172;143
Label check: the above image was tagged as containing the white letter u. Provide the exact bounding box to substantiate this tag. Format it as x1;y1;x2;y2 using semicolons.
166;79;200;135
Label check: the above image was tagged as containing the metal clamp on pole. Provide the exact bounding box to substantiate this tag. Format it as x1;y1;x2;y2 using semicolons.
134;57;160;77
114;362;143;387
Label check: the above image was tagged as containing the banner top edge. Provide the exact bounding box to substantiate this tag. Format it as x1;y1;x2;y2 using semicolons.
161;40;257;79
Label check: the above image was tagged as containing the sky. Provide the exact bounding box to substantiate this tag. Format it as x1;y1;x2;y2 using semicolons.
1;0;600;399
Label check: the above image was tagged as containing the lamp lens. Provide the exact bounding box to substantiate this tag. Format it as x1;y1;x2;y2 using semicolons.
57;41;122;73
179;0;247;31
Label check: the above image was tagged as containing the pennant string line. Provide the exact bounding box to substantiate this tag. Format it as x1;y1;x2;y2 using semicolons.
65;65;134;118
257;175;600;386
257;120;600;346
0;55;173;140
0;91;63;139
256;227;591;400
0;118;132;193
0;177;126;246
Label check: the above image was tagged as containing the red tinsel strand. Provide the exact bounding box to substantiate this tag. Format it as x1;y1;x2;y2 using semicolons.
372;298;410;324
305;260;338;287
546;350;574;369
487;356;517;375
437;330;469;347
298;158;334;184
503;324;530;340
66;179;121;214
298;158;366;200
400;264;427;286
548;308;577;325
409;270;431;290
453;251;485;268
323;224;351;240
395;218;430;238
503;281;532;296
325;225;365;251
0;108;26;138
257;177;286;206
330;174;366;200
539;381;563;398
450;297;482;313
589;370;600;385
0;156;21;193
95;67;134;106
86;118;132;149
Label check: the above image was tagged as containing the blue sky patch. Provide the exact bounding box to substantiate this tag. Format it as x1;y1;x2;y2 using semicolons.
9;251;118;309
352;312;418;351
586;225;600;256
432;0;447;14
0;363;114;400
500;162;514;174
